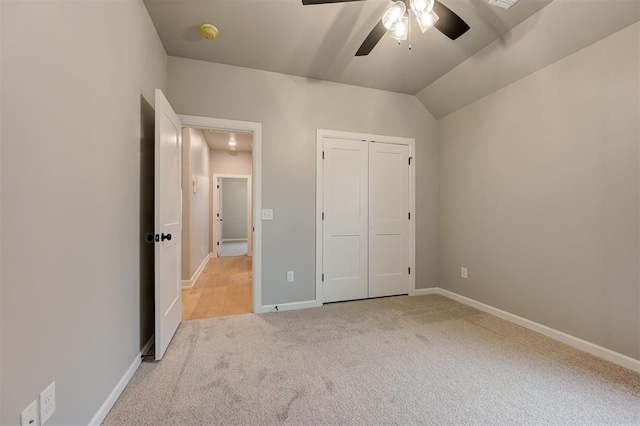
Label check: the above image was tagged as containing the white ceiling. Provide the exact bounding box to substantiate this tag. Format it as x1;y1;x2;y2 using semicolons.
143;0;553;95
202;129;253;152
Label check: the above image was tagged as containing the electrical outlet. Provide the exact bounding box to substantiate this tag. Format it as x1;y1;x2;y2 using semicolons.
20;400;39;426
461;267;468;279
286;271;294;283
261;209;274;220
39;382;55;424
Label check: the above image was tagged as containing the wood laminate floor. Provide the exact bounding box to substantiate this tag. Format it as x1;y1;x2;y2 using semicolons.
182;255;252;321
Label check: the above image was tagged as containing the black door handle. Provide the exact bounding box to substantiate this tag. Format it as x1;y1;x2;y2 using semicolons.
161;233;172;242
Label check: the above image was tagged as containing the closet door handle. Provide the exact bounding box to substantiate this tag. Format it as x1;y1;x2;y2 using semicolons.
161;233;172;242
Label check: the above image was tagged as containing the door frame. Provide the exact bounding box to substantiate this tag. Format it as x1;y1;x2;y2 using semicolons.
213;174;252;257
316;129;416;304
179;115;262;314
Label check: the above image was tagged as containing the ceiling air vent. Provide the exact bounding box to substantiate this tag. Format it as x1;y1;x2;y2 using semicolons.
488;0;520;9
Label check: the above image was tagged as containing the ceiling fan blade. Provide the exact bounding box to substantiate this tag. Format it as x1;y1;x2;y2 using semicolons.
302;0;365;5
355;20;387;57
433;0;470;40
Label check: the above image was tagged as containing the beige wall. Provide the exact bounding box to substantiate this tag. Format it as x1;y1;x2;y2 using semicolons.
210;150;253;175
181;128;211;280
169;57;438;306
181;128;191;279
0;0;167;423
438;23;640;359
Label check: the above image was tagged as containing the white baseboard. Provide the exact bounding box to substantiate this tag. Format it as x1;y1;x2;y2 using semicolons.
410;287;440;296
89;336;154;425
428;288;640;373
181;253;212;289
257;300;322;314
221;238;248;243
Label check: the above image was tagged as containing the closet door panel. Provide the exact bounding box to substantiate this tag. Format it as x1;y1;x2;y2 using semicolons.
369;142;409;298
322;138;369;303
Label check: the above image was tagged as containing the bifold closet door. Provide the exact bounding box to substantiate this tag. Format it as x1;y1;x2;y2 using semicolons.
369;142;409;298
322;138;369;303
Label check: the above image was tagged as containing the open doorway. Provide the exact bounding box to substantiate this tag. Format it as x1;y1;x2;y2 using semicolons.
216;175;251;257
180;126;254;320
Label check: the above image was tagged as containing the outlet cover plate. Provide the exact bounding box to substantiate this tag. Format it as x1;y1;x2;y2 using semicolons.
461;267;468;279
261;209;274;220
39;382;55;424
286;271;294;282
20;400;39;426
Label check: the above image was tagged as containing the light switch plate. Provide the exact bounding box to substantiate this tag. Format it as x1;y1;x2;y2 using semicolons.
461;267;468;279
261;209;274;220
286;271;294;283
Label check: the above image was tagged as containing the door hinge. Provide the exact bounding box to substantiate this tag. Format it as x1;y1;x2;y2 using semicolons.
408;157;413;165
322;151;325;160
217;213;220;218
217;241;220;246
408;267;411;275
408;212;411;220
322;212;325;220
322;273;324;282
217;184;220;189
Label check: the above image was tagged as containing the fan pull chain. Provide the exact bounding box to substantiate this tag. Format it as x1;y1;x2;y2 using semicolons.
408;13;412;51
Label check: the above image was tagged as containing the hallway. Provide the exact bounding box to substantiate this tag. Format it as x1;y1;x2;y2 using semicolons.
181;255;252;320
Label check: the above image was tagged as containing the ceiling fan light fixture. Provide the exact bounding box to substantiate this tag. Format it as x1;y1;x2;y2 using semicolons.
391;15;409;40
382;1;407;31
228;140;237;146
410;0;434;16
417;10;439;33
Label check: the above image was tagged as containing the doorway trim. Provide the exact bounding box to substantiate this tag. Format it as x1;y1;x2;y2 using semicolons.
213;174;252;258
316;129;416;304
179;115;262;314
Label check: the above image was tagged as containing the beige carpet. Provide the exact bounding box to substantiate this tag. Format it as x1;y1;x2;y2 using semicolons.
104;295;640;425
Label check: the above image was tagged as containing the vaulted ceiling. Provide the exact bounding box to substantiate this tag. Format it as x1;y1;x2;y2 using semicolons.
144;0;552;94
144;0;640;117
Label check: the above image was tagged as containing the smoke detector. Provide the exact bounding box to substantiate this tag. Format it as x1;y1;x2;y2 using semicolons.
488;0;519;9
199;24;219;40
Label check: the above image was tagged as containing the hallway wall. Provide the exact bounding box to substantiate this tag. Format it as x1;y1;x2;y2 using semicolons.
181;128;211;281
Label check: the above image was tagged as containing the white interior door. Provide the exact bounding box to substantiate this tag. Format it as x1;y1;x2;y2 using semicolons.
322;138;369;303
154;89;182;360
368;142;410;297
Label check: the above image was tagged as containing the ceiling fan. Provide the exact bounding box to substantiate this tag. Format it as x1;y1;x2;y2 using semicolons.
301;0;470;56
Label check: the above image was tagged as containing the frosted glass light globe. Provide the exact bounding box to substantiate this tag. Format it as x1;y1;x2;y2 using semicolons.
382;1;407;31
410;0;434;15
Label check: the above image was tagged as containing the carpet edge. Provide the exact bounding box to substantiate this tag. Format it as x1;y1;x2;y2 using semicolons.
89;337;154;426
433;287;640;373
